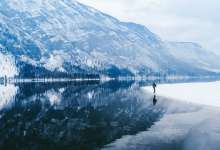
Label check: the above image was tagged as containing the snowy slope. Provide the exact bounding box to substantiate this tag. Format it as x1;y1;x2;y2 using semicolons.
166;42;220;73
0;52;18;77
0;0;219;77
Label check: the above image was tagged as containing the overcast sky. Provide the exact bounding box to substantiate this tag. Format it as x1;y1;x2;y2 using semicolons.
78;0;220;54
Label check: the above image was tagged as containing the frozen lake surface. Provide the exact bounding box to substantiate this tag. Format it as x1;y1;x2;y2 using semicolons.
104;81;220;150
143;81;220;108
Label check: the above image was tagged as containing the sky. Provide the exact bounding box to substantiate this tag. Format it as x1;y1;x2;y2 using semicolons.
78;0;220;55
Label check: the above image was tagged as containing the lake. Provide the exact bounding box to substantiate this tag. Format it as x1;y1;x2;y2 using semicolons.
1;80;220;150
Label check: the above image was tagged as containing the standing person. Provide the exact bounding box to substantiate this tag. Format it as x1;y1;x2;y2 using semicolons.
4;75;7;86
152;82;157;93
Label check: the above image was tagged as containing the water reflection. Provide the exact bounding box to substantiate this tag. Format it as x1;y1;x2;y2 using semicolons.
0;84;18;110
0;81;165;150
153;94;158;106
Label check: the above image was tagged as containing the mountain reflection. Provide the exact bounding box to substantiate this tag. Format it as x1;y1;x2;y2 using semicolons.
0;81;165;150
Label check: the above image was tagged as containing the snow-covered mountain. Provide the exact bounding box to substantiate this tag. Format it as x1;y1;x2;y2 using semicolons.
0;0;219;78
166;42;220;73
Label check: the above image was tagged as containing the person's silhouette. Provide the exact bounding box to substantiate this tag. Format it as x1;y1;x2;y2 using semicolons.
152;82;157;93
153;94;157;106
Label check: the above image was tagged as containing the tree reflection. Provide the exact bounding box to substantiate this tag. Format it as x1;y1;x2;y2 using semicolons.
0;81;165;150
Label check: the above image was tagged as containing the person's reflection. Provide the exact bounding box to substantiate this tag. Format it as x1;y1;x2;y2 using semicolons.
153;94;157;106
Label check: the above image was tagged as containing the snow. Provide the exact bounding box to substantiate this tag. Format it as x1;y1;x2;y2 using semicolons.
166;42;220;73
143;81;220;108
2;0;220;76
43;56;62;71
0;53;18;77
0;0;179;74
42;51;70;72
20;55;37;66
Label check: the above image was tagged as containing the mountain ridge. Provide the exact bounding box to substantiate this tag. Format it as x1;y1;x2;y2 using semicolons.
0;0;220;78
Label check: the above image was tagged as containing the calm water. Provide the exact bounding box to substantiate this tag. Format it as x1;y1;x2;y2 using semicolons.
1;80;220;150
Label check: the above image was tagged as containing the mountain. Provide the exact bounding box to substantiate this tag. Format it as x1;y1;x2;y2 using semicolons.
0;0;219;78
166;42;220;73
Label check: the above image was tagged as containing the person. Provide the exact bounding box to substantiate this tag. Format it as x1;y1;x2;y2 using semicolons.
153;94;157;106
4;75;7;86
152;82;157;93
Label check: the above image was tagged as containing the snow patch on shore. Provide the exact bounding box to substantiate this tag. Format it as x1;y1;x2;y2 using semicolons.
143;81;220;108
0;53;18;77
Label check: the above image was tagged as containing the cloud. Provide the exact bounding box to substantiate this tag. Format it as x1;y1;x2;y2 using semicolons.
78;0;220;54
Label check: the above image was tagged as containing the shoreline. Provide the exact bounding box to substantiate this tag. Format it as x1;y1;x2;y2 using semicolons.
1;75;220;84
142;81;220;108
